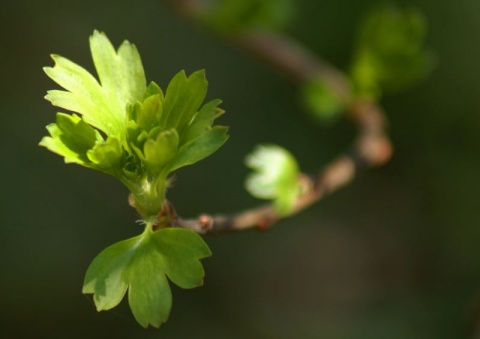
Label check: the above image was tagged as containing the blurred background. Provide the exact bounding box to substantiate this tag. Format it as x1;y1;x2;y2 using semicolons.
1;0;480;337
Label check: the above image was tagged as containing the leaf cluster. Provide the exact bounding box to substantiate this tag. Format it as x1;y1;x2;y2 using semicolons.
40;31;226;328
83;227;211;328
40;31;228;217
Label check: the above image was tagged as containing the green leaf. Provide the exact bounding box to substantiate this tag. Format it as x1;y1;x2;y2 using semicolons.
167;126;229;173
132;94;163;132
144;129;179;172
245;144;301;216
82;236;136;311
41;31;231;329
39;113;103;165
44;31;147;140
144;81;164;100
87;137;123;174
126;243;172;328
90;30;146;120
350;6;435;99
44;58;118;136
182;99;223;145
161;70;208;136
83;228;211;328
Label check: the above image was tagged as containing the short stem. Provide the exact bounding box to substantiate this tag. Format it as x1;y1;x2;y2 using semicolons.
143;217;157;234
124;172;169;219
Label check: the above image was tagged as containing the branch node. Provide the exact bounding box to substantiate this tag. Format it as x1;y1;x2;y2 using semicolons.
255;218;273;232
198;214;213;230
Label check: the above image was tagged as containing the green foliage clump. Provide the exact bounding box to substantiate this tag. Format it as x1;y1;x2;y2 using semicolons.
350;6;435;99
41;31;228;218
40;31;228;328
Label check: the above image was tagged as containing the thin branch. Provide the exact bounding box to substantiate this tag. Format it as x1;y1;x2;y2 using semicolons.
231;31;351;99
160;0;393;235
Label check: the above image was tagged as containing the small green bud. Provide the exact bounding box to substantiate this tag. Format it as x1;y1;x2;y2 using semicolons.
245;144;301;216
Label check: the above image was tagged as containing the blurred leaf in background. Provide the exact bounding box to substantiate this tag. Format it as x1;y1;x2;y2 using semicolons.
300;77;348;125
245;144;301;216
350;5;435;100
204;0;296;33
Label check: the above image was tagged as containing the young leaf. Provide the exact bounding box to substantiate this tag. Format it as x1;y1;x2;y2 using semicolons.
83;228;211;328
42;31;229;217
350;6;434;99
144;81;164;100
161;70;208;135
143;129;179;172
44;31;147;140
131;94;163;132
43;54;115;134
39;113;103;166
87;137;123;174
167;126;229;173
89;30;146;123
245;144;301;216
182;99;223;145
42;31;228;328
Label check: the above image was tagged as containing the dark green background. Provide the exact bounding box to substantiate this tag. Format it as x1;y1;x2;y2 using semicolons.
1;0;480;337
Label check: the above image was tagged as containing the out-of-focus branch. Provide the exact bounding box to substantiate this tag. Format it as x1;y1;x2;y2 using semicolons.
162;0;203;18
232;31;351;97
160;0;393;235
175;101;391;235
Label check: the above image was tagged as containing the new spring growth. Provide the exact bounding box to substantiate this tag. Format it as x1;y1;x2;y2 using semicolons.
40;30;229;220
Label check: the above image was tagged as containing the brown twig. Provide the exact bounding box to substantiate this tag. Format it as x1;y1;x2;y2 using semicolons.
160;0;393;235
